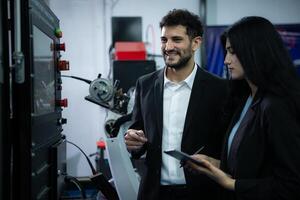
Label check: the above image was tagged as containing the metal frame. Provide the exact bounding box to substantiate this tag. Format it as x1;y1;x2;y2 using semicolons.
1;0;12;199
199;0;207;68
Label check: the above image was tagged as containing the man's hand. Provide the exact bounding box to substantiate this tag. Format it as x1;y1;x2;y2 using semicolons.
124;129;148;151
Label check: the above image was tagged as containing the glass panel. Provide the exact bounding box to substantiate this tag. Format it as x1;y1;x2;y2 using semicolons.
33;25;55;115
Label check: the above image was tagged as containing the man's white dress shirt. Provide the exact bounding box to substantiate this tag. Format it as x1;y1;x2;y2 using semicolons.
160;64;198;185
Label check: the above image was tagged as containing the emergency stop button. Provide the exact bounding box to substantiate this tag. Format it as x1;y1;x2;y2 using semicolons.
56;98;68;107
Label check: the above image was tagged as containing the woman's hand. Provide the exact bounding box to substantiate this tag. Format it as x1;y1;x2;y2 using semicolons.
192;154;220;168
185;154;236;191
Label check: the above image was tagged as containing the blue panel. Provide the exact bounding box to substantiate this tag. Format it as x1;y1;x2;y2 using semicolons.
205;24;300;77
205;26;226;77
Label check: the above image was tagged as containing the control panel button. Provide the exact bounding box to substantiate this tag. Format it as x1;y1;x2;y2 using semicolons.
55;28;63;38
57;118;67;125
57;85;62;91
56;43;65;51
56;98;68;107
58;60;70;71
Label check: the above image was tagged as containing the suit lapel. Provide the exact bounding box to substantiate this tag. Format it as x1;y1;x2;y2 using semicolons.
182;67;207;138
232;90;263;147
220;103;245;170
226;91;264;175
221;90;263;172
222;97;247;158
154;70;164;139
227;105;256;175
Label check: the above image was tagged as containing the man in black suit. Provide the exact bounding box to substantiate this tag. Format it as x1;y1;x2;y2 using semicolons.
125;9;229;200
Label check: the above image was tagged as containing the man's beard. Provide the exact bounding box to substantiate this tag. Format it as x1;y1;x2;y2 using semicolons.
164;50;192;70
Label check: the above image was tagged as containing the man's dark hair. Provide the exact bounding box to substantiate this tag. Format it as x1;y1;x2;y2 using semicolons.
159;9;203;39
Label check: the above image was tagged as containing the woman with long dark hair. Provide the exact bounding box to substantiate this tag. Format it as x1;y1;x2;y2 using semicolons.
185;16;300;200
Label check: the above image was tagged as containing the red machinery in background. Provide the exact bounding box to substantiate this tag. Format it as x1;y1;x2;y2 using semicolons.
115;42;146;61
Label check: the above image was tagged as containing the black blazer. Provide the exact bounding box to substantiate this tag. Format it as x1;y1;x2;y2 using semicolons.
130;66;230;200
220;91;300;200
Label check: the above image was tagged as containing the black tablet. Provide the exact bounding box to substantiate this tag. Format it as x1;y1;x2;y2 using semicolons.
164;149;204;166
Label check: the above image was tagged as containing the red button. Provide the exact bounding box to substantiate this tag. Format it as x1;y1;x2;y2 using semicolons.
57;98;68;107
56;43;65;51
58;60;70;71
97;140;106;149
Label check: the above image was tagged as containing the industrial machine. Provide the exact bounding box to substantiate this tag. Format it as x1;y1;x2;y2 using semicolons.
62;73;130;115
0;0;69;199
1;4;156;199
84;74;130;115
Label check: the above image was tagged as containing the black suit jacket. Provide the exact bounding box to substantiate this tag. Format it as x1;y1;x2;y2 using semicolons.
220;91;300;200
130;66;230;200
